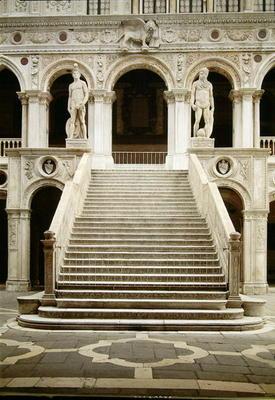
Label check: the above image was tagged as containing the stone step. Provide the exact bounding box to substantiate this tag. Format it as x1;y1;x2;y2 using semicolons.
56;298;227;310
74;217;207;224
66;246;216;254
68;239;214;246
38;306;244;320
85;195;196;200
69;232;212;240
60;265;222;274
63;258;220;266
64;251;218;260
83;201;196;206
71;228;211;235
57;281;227;291
80;212;201;218
82;204;198;210
56;289;228;300
18;314;263;331
58;272;225;283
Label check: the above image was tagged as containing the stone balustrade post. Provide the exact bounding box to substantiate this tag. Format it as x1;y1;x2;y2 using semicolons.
41;230;56;306
227;232;242;308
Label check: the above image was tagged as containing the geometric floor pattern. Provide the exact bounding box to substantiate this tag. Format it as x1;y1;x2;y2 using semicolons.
1;290;275;398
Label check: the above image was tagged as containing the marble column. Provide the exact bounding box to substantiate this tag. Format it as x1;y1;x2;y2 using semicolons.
17;92;28;147
6;208;31;291
90;90;116;169
39;91;52;148
164;89;190;170
240;89;255;148
242;210;269;295
253;90;264;148
229;90;242;148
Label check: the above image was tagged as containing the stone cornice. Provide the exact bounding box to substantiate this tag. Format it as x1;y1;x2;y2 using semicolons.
0;12;274;29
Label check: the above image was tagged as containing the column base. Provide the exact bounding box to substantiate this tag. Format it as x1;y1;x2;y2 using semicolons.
66;138;90;149
165;154;189;170
41;293;56;306
91;154;114;170
190;137;215;148
242;283;269;295
227;296;242;308
6;280;30;292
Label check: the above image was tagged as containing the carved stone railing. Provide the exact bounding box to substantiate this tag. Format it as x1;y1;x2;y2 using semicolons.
47;153;91;294
0;138;22;157
112;151;167;164
260;137;275;155
189;154;236;284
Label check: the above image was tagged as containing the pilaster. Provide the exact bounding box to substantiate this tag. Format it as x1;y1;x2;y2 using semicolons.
17;92;28;147
242;209;269;295
253;90;264;148
6;208;31;291
164;89;190;170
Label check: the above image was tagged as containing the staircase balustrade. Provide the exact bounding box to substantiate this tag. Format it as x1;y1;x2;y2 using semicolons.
45;153;91;297
112;151;167;164
260;137;275;155
0;138;22;157
189;154;241;302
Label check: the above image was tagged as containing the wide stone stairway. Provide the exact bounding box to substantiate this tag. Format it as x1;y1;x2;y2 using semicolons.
19;171;262;330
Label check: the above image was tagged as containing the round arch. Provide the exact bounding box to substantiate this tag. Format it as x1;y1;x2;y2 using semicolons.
105;55;175;91
215;179;251;210
184;57;241;90
24;179;64;209
0;56;26;91
254;55;275;89
40;59;95;92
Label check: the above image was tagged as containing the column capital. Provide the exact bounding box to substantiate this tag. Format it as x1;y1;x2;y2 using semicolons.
229;89;242;103
242;209;269;220
164;89;190;103
25;89;42;103
17;91;28;105
253;89;265;103
38;91;53;105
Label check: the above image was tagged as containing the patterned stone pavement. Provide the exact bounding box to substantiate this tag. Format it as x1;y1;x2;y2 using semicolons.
0;288;275;398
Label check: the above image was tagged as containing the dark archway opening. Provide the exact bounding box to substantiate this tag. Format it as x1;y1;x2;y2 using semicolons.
219;187;244;284
112;69;167;152
0;68;21;139
260;68;275;137
191;72;232;147
268;200;275;284
0;197;8;285
49;74;72;147
30;187;62;289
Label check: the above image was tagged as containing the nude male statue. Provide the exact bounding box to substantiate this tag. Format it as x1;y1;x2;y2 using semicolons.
67;63;89;139
190;67;214;138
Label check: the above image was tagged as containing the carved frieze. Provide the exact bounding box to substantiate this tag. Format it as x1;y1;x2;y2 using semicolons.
46;0;71;12
75;31;97;43
238;159;249;182
30;33;51;44
15;0;27;12
226;30;253;41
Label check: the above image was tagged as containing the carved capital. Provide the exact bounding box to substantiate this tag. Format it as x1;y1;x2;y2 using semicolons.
253;90;265;103
228;90;242;104
164;89;190;103
242;209;269;220
17;91;28;106
38;91;53;105
25;90;41;103
90;89;107;103
104;91;116;104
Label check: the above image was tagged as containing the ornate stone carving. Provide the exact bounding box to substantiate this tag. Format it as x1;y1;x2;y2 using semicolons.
31;55;39;89
162;29;178;43
176;54;184;84
24;161;34;180
9;220;17;249
75;31;97;43
31;33;51;44
15;0;27;12
118;19;160;51
256;221;266;251
96;55;104;88
100;29;117;44
241;53;252;85
238;160;249;181
62;160;74;178
178;29;201;42
226;30;252;41
0;34;6;44
46;0;71;12
191;68;214;138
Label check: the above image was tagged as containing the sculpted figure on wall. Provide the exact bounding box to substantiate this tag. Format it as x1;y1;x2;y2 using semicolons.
66;63;89;139
191;68;214;138
119;18;160;51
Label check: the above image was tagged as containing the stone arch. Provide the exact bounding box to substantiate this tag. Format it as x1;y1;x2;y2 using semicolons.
254;55;275;89
40;59;95;92
0;56;26;91
184;57;241;90
24;179;64;209
215;179;251;210
269;191;275;204
105;55;175;91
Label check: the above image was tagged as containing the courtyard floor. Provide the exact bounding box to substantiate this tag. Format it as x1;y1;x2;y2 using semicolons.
0;288;275;399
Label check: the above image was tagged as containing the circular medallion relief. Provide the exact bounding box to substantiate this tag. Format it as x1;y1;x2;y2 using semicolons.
58;31;69;43
11;31;23;45
38;156;58;178
213;156;235;178
210;29;221;41
257;29;268;41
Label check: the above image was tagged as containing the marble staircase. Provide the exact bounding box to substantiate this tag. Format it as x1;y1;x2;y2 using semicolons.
18;171;263;330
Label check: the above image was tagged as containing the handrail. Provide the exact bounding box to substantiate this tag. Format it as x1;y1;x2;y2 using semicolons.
189;153;235;281
48;153;91;286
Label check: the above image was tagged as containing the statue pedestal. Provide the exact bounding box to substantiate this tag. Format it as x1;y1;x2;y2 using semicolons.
66;138;89;149
190;137;215;148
